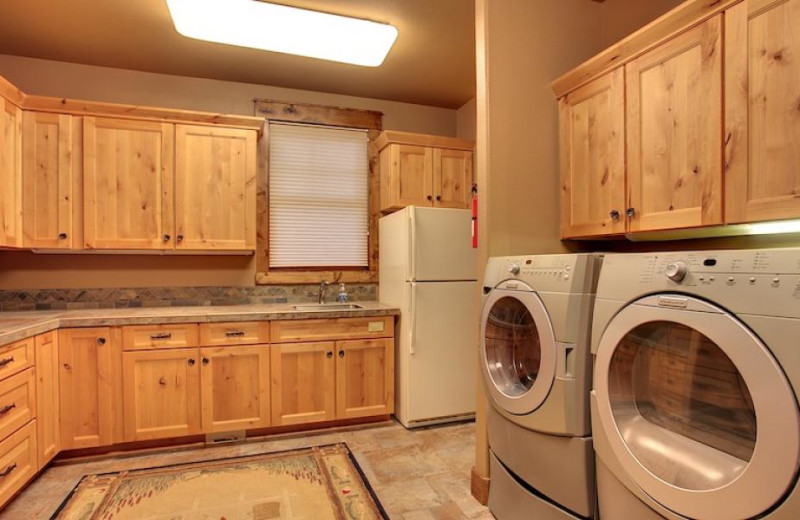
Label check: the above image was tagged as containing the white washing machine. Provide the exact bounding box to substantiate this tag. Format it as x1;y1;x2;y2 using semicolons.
481;253;602;520
591;249;800;520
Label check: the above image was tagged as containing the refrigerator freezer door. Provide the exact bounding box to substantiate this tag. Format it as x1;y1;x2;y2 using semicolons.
410;207;476;282
399;280;478;426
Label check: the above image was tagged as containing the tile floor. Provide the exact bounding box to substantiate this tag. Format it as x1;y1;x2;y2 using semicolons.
1;420;493;520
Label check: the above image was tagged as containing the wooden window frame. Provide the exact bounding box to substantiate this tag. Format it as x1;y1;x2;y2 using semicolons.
254;99;383;285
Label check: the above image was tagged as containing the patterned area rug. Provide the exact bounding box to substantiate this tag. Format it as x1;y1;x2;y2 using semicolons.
52;443;387;520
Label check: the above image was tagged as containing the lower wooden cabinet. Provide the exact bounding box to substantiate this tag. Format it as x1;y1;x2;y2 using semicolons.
200;346;270;432
0;421;37;507
270;342;336;426
122;348;201;441
35;332;59;467
58;328;116;450
335;339;394;420
0;369;35;444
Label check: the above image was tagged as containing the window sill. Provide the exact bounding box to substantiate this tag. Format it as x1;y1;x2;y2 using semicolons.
255;270;378;285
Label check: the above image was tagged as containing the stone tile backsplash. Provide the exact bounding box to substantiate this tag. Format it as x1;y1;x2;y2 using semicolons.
0;284;378;312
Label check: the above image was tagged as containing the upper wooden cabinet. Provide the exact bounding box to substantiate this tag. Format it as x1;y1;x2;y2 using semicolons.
377;131;474;213
725;0;800;224
22;112;81;249
83;117;175;250
626;16;723;233
175;125;256;250
0;98;22;248
559;68;626;238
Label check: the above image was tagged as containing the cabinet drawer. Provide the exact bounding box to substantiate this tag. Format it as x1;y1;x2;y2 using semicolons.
199;322;270;346
0;339;34;382
0;421;37;508
0;369;35;443
271;317;394;343
122;324;199;351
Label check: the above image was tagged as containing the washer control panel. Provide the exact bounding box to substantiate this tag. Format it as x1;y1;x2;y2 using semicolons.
485;253;601;294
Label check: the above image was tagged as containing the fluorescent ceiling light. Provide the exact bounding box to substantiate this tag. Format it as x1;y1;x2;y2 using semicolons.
165;0;398;67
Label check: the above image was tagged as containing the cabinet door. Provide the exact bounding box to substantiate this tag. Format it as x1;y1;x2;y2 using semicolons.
0;98;21;248
270;342;335;426
335;339;394;419
433;148;473;209
626;16;723;232
58;328;115;450
35;332;59;468
559;69;626;238
83;117;174;249
200;346;270;432
380;144;433;212
22;112;81;249
122;348;201;441
175;125;256;250
725;0;800;223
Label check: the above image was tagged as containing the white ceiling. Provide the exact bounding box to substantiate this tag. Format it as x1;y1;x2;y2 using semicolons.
0;0;477;109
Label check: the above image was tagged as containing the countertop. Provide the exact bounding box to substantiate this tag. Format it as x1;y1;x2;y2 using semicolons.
0;302;399;347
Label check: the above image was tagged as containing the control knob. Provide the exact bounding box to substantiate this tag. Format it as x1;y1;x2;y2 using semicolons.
665;261;688;282
509;263;521;276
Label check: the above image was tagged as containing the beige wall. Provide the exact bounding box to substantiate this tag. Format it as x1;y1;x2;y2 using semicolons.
456;98;477;140
599;0;685;48
0;54;460;290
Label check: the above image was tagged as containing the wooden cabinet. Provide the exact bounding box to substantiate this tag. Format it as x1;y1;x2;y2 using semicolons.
199;321;270;347
626;16;723;233
0;421;37;508
270;342;336;426
0;98;21;248
175;125;256;250
0;369;35;444
559;68;626;238
83;117;175;250
335;339;394;419
35;332;59;468
58;328;116;449
377;131;474;213
271;316;393;343
200;346;270;432
725;0;800;224
22;112;81;249
121;324;199;351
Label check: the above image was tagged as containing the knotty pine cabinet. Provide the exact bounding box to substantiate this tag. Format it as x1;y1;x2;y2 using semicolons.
270;341;337;426
725;0;800;224
35;332;60;467
0;97;21;248
377;131;474;213
58;328;119;450
336;338;394;419
22;112;81;249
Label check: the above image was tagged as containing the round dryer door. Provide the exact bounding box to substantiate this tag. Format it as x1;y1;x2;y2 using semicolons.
480;284;557;415
594;294;800;520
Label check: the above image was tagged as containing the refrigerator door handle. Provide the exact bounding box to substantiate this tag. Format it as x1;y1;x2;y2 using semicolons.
407;206;416;282
409;282;417;355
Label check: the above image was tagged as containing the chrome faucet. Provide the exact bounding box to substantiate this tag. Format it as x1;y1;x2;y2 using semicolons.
318;280;330;304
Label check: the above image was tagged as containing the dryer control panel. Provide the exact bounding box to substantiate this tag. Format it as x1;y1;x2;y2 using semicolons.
484;253;601;294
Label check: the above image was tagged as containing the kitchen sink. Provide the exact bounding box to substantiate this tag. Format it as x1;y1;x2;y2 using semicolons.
292;303;364;311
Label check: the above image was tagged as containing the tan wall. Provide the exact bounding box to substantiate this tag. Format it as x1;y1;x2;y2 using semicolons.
456;98;477;140
0;54;460;290
599;0;685;48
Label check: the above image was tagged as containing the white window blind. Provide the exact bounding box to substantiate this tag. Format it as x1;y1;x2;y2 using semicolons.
269;122;369;268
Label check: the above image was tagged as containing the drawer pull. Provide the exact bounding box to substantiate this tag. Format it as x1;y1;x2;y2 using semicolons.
0;357;13;368
0;464;16;478
150;333;173;340
225;330;246;338
0;404;16;415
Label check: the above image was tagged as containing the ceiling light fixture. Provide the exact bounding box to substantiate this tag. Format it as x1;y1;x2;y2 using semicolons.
165;0;398;67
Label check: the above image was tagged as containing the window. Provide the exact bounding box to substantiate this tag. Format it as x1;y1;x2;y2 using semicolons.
268;122;369;268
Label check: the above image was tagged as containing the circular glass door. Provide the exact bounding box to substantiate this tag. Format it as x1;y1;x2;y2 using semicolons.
594;295;800;520
480;286;557;415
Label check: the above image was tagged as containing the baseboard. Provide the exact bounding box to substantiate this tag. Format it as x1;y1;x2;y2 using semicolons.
471;466;490;505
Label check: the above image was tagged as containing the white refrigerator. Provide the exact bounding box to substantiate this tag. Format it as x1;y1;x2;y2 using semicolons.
379;206;478;428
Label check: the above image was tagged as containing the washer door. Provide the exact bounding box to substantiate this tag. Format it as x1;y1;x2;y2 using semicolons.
595;294;800;520
480;285;557;415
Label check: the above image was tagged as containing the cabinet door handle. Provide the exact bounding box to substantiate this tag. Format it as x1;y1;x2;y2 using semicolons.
0;464;16;478
150;333;172;340
188;358;196;366
58;232;68;240
202;358;209;365
626;207;636;219
435;195;442;202
426;195;433;202
0;357;14;367
163;234;171;242
609;210;620;221
0;403;16;415
158;377;167;386
225;331;245;338
326;351;333;359
338;350;345;358
177;235;184;243
96;338;106;346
